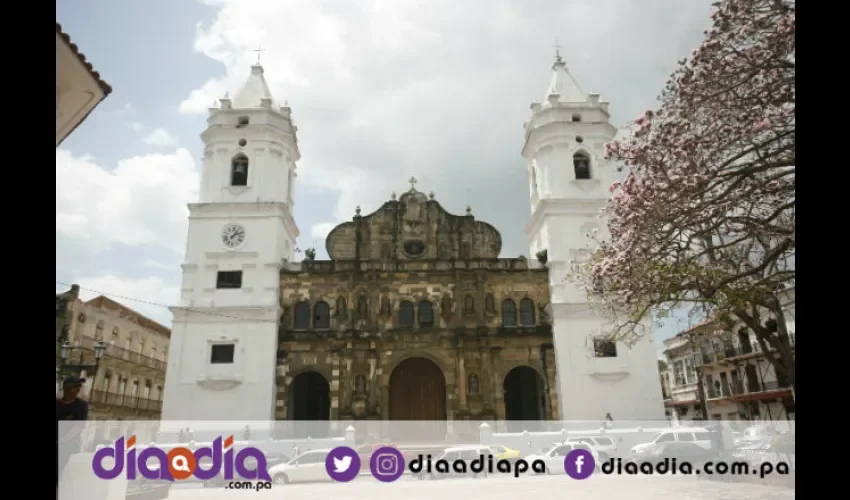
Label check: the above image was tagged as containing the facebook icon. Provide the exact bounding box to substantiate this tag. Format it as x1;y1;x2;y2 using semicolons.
564;449;595;480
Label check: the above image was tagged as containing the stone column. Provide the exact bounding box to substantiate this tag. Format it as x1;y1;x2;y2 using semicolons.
368;349;379;415
330;352;340;420
457;353;468;410
275;359;289;420
490;348;505;420
481;348;492;411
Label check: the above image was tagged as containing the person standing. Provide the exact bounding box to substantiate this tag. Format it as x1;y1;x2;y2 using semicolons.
57;376;89;485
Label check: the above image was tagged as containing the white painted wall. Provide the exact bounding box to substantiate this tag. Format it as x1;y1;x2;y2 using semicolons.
523;62;665;421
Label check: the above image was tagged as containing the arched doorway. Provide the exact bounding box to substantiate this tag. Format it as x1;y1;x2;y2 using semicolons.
503;366;546;431
389;357;447;441
288;371;330;438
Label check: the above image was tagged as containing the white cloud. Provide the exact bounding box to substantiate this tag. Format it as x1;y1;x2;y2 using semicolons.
142;128;180;147
310;222;336;243
73;275;180;327
143;260;177;271
181;0;713;257
56;148;199;255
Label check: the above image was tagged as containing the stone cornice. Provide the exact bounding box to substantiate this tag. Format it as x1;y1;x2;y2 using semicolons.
279;324;554;342
170;305;279;323
286;258;550;275
188;201;300;238
525;198;607;237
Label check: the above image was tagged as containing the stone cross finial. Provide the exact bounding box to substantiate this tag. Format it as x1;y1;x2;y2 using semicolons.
391;192;397;200
553;39;564;64
466;206;472;215
355;205;361;215
429;191;435;200
253;46;265;64
408;176;418;190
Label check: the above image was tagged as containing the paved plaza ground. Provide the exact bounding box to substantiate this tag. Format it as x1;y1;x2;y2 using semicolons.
168;474;795;500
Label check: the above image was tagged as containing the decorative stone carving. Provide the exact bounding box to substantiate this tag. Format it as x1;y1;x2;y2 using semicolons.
468;373;479;394
380;295;391;317
485;293;496;314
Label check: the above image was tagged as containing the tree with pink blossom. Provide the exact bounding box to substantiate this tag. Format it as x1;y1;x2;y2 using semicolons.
570;0;795;397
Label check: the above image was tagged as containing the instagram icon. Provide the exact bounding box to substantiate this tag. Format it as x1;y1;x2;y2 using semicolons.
369;447;405;482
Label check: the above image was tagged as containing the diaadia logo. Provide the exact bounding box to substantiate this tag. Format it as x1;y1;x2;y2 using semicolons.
92;435;272;482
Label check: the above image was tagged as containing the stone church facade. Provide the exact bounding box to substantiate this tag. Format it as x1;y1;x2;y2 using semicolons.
162;53;665;424
275;186;558;422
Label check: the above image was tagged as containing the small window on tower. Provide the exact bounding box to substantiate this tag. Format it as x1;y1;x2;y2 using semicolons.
571;113;582;122
573;151;591;180
593;338;617;358
216;271;243;289
237;116;250;126
210;343;235;364
238;138;247;147
231;154;249;186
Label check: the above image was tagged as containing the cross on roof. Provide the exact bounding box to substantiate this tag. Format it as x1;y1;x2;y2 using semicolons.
553;39;563;62
408;176;418;189
253;46;265;64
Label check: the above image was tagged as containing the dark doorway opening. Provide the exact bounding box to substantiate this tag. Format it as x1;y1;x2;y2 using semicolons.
289;371;330;438
503;366;545;431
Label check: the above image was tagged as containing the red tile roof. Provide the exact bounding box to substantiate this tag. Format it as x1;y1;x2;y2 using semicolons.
56;22;112;96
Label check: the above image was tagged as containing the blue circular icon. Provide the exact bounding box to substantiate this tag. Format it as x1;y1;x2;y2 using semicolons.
369;446;405;482
564;449;595;480
325;446;361;482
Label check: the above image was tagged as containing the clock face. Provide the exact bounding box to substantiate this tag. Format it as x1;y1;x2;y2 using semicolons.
221;223;246;249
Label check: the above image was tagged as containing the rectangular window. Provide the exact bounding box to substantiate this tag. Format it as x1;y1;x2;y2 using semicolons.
593;338;617;358
216;271;242;289
210;344;235;364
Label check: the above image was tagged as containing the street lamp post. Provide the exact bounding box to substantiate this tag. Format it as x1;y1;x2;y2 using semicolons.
57;340;107;390
692;349;710;421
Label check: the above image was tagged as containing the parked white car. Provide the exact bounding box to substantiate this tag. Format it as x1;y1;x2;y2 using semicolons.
630;428;713;455
565;435;618;460
268;449;331;485
525;443;600;475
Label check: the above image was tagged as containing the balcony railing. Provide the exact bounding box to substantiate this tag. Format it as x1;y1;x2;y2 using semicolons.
705;380;791;400
89;389;163;413
705;336;795;365
75;335;167;372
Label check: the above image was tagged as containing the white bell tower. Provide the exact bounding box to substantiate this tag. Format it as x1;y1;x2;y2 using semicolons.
162;63;300;421
523;50;664;421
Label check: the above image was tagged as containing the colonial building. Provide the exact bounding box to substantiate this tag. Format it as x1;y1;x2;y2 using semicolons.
276;184;557;425
56;284;170;420
56;23;111;146
162;52;665;424
662;288;796;422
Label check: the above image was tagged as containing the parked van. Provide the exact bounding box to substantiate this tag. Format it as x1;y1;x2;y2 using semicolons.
630;427;713;454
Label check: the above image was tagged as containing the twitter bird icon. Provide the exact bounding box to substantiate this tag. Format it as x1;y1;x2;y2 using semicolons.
326;447;361;482
334;456;352;473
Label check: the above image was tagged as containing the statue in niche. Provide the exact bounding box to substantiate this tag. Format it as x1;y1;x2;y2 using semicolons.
354;375;367;397
463;294;475;315
336;296;347;319
380;295;391;317
485;293;496;314
357;295;369;320
440;295;453;322
468;373;479;394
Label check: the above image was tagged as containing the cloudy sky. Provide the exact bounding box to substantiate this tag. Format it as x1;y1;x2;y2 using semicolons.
56;0;714;350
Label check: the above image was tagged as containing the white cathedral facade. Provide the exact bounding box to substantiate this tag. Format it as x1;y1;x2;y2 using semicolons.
161;54;664;422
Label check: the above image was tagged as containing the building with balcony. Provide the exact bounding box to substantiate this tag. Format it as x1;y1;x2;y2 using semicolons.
56;23;112;146
56;284;170;420
662;288;795;422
